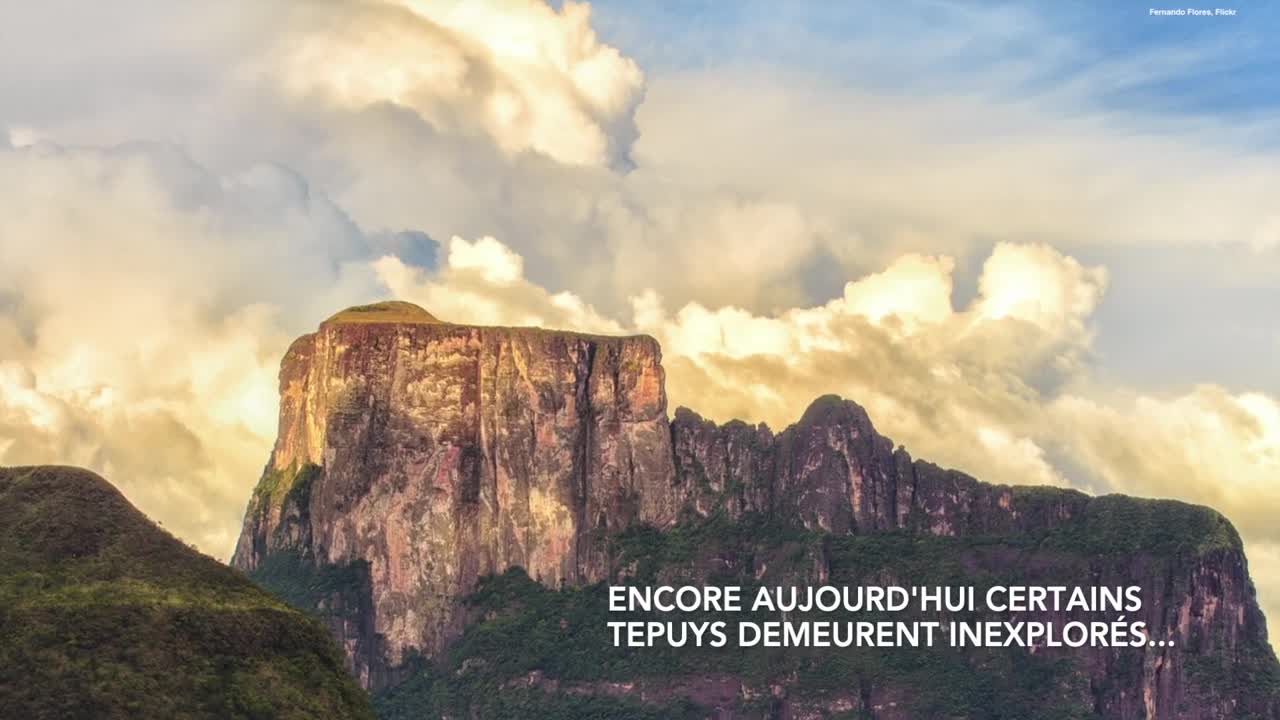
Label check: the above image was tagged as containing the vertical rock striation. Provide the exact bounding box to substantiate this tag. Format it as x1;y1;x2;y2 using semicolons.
233;302;676;686
670;396;1087;537
233;302;1278;718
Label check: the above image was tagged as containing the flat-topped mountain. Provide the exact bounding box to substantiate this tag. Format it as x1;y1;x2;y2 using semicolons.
233;303;675;685
325;301;444;326
233;302;1280;718
0;465;373;720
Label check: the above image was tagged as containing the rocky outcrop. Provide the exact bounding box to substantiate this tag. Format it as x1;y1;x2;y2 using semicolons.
233;302;676;686
671;397;1088;537
233;302;1279;718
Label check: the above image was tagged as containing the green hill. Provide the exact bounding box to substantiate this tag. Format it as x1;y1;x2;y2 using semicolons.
0;465;373;720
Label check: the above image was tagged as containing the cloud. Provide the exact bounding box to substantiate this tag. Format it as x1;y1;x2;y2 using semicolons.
628;241;1101;490
0;143;410;554
1247;542;1280;657
4;144;1279;647
7;0;1277;332
276;0;643;169
631;68;1280;265
375;236;622;333
444;235;525;285
384;235;1280;635
1049;387;1280;542
2;0;1278;646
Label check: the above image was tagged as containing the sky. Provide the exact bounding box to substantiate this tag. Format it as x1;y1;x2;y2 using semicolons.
0;0;1278;638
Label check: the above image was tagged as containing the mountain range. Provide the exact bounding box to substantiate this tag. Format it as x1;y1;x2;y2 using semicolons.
225;302;1280;719
1;301;1275;718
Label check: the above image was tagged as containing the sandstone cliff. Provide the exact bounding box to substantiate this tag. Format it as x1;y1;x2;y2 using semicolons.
670;397;1085;537
233;302;676;685
233;302;1279;718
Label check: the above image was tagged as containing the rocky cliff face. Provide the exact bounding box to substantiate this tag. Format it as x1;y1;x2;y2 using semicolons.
233;302;1279;718
670;398;1085;537
232;302;677;686
669;400;1275;719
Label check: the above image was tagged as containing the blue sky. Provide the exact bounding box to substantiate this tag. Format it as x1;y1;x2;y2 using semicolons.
583;0;1280;394
590;1;1280;125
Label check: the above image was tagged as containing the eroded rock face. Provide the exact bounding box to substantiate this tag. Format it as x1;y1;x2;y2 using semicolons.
233;303;1277;718
671;396;1088;537
233;304;677;686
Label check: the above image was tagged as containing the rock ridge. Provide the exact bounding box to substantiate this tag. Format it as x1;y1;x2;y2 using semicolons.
232;303;1276;719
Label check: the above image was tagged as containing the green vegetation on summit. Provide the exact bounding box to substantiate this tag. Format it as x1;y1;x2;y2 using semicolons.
234;305;1280;719
0;465;373;720
324;301;443;325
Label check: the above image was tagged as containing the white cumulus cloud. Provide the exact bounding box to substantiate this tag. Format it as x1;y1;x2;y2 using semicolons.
0;143;391;554
277;0;643;169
